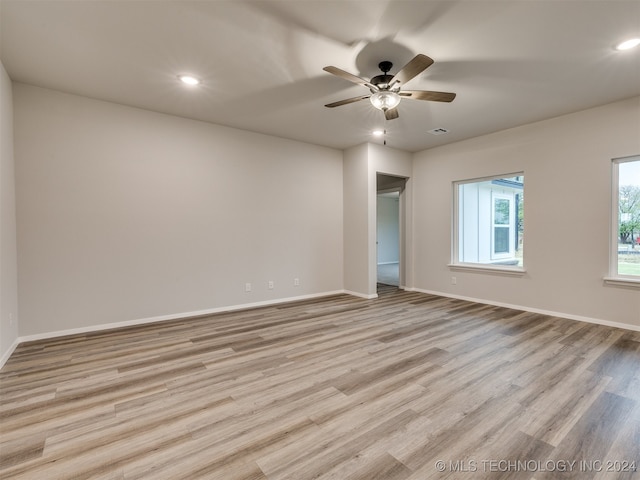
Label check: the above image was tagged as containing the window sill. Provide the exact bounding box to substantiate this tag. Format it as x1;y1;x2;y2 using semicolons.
603;276;640;289
448;263;526;277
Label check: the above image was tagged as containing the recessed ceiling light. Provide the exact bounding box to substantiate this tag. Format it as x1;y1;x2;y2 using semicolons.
372;129;385;136
178;75;201;86
615;38;640;51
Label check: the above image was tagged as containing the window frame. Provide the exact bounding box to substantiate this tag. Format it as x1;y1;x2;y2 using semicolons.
605;155;640;288
451;172;526;276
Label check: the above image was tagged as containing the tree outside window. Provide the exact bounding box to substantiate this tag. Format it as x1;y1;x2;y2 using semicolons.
616;158;640;277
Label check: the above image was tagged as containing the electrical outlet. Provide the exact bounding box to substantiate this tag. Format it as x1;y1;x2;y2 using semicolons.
451;276;457;285
9;312;14;326
245;283;252;292
268;280;274;290
294;278;300;286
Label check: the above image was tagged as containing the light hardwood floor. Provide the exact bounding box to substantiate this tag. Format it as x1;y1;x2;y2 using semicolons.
1;286;639;479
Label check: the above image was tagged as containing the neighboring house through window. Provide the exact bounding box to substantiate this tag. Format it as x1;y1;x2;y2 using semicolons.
454;174;524;268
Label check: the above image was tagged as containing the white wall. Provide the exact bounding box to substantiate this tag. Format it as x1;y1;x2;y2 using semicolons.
0;62;19;363
413;96;640;329
14;84;344;337
376;195;399;264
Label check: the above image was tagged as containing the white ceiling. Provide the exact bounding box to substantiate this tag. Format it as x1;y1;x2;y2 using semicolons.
1;0;639;152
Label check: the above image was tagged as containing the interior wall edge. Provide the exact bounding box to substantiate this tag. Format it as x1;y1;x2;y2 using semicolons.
0;61;19;367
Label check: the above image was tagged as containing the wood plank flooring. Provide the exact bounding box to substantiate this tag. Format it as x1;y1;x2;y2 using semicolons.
1;287;639;479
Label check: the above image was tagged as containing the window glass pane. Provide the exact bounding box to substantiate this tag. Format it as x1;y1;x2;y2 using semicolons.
494;227;509;254
494;199;510;225
617;159;640;276
456;174;524;266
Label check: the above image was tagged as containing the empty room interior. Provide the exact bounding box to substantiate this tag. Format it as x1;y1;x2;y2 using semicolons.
1;1;640;478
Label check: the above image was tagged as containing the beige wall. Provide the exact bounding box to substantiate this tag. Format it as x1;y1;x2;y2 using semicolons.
413;96;640;328
0;62;19;362
343;143;369;296
7;80;640;353
14;84;344;336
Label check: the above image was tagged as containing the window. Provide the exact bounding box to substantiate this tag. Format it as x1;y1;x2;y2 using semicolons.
492;195;512;257
454;173;524;269
611;156;640;280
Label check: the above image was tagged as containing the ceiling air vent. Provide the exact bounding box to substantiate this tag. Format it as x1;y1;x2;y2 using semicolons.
427;127;449;135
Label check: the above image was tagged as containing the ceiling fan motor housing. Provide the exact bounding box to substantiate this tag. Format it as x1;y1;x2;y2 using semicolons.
370;74;395;92
378;61;393;73
371;62;398;92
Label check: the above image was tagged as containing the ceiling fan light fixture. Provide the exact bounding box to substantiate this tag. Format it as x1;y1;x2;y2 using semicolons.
615;38;640;50
370;91;401;111
178;75;201;86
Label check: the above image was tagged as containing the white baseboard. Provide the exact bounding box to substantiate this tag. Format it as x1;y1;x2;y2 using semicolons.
6;286;636;371
16;290;348;346
0;338;20;370
2;290;352;370
406;287;640;332
344;290;378;299
3;289;374;369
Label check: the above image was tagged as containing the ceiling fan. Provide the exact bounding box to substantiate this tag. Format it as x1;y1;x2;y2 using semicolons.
323;54;456;120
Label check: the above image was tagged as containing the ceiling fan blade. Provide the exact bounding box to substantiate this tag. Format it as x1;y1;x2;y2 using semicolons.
323;66;377;91
400;90;456;102
325;95;370;108
389;54;434;87
384;107;399;120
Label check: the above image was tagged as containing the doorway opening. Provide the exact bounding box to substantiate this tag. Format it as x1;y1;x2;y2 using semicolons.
377;191;399;286
376;173;407;291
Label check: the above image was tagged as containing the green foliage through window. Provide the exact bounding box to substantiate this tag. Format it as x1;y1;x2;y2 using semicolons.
616;158;640;277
